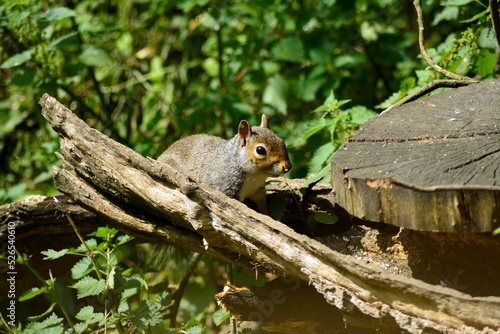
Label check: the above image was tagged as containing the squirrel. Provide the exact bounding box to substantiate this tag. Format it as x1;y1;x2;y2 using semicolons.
158;115;292;215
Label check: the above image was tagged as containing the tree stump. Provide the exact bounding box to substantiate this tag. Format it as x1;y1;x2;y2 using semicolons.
331;79;500;232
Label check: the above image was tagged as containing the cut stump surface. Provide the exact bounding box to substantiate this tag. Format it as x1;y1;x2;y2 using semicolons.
331;79;500;232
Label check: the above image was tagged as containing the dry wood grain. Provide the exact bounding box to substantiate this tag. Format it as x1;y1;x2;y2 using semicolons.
331;79;500;232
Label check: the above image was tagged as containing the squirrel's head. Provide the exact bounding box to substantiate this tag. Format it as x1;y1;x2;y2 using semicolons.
237;115;292;177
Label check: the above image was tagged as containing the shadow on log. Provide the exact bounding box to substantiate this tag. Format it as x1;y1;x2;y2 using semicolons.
1;94;500;333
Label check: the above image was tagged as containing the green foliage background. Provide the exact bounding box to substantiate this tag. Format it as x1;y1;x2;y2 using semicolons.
1;0;499;332
1;0;498;202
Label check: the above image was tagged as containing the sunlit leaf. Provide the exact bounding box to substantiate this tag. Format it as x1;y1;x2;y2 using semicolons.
308;142;336;174
19;287;46;301
271;37;306;63
72;276;106;298
40;7;75;22
263;75;288;114
432;6;459;25
41;249;68;260
313;212;338;225
71;256;93;279
213;308;230;326
1;50;33;69
80;45;112;67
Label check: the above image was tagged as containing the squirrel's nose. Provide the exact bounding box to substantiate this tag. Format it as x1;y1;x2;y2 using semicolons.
282;161;292;173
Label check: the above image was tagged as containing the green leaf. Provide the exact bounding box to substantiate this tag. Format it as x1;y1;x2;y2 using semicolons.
154;290;173;309
40;7;75;22
116;234;134;245
80;45;113;67
0;109;28;136
202;57;219;77
213;308;230;326
262;61;281;75
315;91;351;114
7;11;30;25
296;74;326;101
72;276;106;298
131;300;162;329
186;325;205;334
271;37;306;63
303;164;331;188
477;27;498;49
10;68;35;87
122;277;142;299
432;6;459;26
71;256;93;279
376;77;416;109
41;249;68;260
441;0;474;5
50;32;78;48
1;50;33;69
313;212;338;225
73;238;97;252
75;305;105;323
108;266;116;289
19;287;46;301
177;0;210;13
460;8;489;23
24;313;64;334
89;226;118;239
333;53;365;68
26;302;57;322
474;49;496;77
308;142;336;174
347;106;377;125
263;75;288;114
292;118;326;147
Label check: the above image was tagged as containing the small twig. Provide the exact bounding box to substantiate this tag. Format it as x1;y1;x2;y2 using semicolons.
384;1;482;114
65;211;103;281
226;262;237;334
169;252;203;327
216;24;224;89
0;312;16;334
412;0;477;82
381;79;477;113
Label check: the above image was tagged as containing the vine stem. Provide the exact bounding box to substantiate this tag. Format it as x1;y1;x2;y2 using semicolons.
17;251;76;332
412;0;477;82
381;79;475;114
65;212;103;281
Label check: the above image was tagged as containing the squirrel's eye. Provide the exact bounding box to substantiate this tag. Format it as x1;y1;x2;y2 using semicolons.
255;145;267;156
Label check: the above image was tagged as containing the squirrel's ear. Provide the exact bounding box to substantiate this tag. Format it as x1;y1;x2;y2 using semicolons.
260;114;269;128
238;120;252;146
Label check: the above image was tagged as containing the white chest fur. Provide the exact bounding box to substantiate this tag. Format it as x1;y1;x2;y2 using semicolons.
238;172;268;201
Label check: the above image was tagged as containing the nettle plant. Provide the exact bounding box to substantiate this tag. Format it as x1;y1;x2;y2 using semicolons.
13;226;230;333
